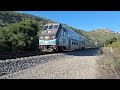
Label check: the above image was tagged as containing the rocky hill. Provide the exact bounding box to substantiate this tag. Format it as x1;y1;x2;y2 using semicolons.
84;29;120;47
0;11;53;27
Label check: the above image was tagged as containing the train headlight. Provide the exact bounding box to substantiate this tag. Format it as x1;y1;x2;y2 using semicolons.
40;36;44;39
45;36;49;39
51;36;55;39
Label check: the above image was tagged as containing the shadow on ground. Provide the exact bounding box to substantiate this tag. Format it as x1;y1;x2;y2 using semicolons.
63;48;102;56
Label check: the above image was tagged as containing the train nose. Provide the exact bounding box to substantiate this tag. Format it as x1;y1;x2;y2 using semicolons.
44;41;48;44
45;36;50;39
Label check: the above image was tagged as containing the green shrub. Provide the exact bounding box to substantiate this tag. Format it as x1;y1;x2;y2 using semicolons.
0;18;39;52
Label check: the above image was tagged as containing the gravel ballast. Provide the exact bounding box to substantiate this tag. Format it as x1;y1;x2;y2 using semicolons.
0;49;103;79
0;53;67;77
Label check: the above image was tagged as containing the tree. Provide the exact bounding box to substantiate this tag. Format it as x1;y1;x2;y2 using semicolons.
0;28;12;52
0;18;39;52
104;37;117;46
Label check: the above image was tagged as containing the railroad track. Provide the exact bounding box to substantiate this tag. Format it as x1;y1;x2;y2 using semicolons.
0;50;72;60
0;48;100;60
0;51;45;60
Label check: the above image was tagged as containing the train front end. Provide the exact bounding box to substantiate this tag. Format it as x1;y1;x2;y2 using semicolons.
39;23;60;52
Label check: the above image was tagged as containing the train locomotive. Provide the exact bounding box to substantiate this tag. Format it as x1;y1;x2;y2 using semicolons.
39;23;85;52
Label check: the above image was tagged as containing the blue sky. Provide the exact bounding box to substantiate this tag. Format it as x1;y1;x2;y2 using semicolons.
17;11;120;32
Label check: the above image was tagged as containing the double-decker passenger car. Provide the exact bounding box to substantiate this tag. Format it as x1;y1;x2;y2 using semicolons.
39;23;85;52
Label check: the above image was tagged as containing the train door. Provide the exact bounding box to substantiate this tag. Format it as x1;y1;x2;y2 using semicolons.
81;40;85;49
59;27;64;46
69;39;75;50
69;39;72;50
68;39;71;50
59;27;67;47
79;41;81;49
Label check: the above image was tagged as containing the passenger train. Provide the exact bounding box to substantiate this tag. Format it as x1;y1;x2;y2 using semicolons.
39;23;86;52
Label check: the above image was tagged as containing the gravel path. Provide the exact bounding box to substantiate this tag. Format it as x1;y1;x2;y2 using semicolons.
0;49;102;79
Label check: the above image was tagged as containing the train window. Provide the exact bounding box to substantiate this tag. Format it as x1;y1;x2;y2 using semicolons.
61;30;64;36
74;42;78;45
77;42;78;45
53;25;59;29
71;41;79;45
74;42;75;45
63;28;67;32
62;28;66;37
49;25;53;29
44;26;48;30
75;42;77;45
72;41;74;45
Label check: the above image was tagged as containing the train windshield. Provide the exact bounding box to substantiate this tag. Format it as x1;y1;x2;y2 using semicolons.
44;26;48;30
43;25;59;30
53;25;59;29
41;29;58;36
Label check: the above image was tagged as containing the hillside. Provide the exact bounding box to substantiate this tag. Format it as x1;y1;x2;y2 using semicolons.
0;11;53;27
85;29;120;47
0;11;120;48
0;11;87;37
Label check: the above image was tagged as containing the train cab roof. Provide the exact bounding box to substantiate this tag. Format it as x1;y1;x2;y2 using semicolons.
45;23;61;26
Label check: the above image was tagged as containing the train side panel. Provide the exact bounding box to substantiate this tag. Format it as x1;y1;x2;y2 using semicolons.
69;39;79;50
57;29;70;50
58;25;85;50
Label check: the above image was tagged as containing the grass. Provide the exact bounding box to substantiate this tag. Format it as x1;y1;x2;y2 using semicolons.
97;45;120;79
